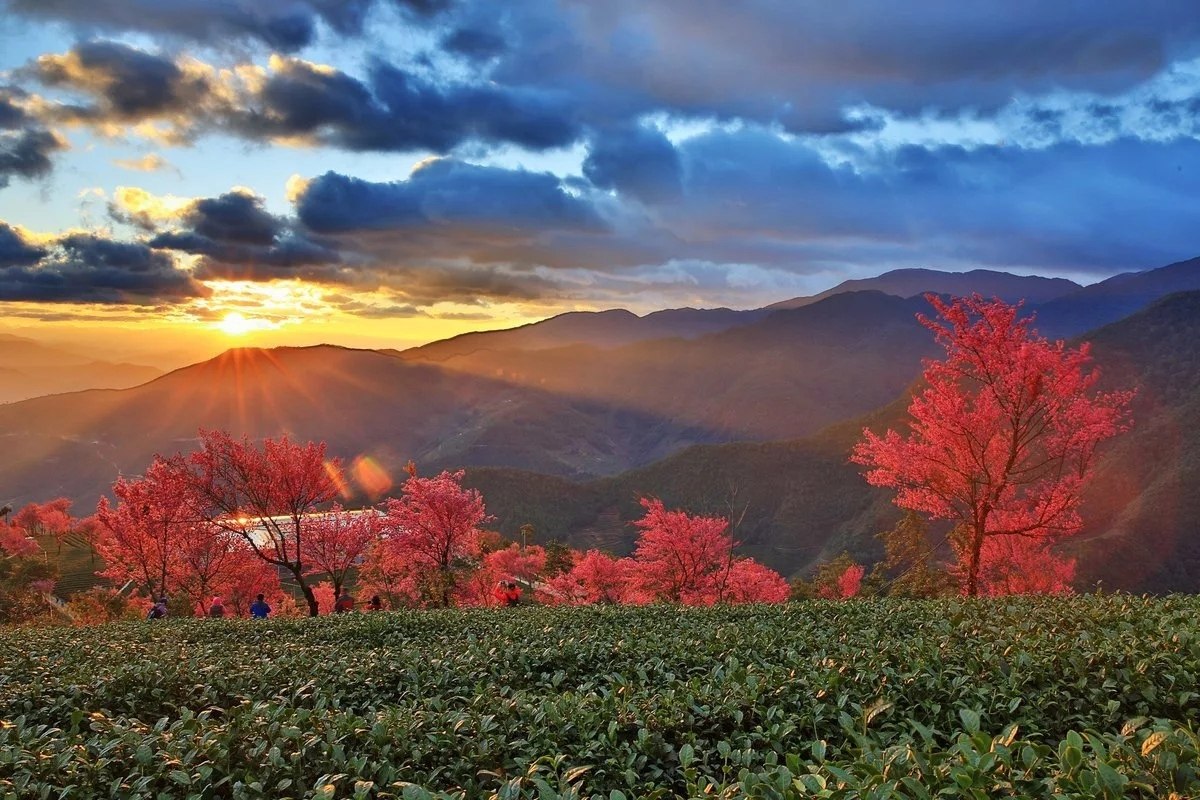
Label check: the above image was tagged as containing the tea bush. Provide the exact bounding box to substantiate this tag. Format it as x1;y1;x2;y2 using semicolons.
2;596;1199;798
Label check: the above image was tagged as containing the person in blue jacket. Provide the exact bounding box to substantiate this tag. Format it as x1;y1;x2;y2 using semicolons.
249;593;271;619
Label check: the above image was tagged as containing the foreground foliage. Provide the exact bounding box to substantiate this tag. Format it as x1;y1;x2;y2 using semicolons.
2;596;1199;799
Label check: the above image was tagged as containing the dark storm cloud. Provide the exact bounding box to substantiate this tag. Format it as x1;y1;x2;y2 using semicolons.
117;189;345;282
228;57;580;152
583;125;682;204
185;191;282;245
297;159;605;235
0;226;207;303
0;127;65;188
156;231;345;283
4;0;448;53
0;92;30;129
442;27;506;61
32;41;210;121
24;44;582;154
0;86;65;188
0;222;46;266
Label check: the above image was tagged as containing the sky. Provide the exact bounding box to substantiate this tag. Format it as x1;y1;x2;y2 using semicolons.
1;0;1198;360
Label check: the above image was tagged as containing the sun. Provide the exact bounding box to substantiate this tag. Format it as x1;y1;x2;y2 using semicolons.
216;312;274;337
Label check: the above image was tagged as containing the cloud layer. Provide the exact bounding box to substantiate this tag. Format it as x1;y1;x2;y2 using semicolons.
0;0;1198;317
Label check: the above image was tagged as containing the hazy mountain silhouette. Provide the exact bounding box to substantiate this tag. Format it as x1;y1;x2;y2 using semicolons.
767;268;1081;310
402;291;940;442
0;333;162;403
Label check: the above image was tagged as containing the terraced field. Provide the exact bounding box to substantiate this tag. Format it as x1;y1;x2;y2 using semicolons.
2;598;1199;798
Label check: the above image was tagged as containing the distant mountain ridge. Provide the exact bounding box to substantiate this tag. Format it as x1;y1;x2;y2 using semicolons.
1033;256;1200;338
399;307;768;362
767;268;1082;310
0;333;162;404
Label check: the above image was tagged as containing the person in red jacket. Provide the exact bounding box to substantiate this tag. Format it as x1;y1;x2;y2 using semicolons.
493;580;522;607
334;591;355;613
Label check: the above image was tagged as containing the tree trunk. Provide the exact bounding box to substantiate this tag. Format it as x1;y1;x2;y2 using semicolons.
440;567;452;608
298;576;320;617
965;525;984;597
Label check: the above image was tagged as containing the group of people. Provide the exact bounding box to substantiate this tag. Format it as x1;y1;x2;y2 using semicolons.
145;592;388;619
146;581;524;619
331;592;385;614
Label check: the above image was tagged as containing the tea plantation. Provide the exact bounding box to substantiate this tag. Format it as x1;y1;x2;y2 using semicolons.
2;597;1199;799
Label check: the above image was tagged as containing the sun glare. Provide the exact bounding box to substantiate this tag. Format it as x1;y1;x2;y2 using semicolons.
216;312;275;337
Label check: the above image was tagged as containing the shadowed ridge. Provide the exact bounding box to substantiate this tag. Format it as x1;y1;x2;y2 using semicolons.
767;267;1082;310
1034;255;1200;338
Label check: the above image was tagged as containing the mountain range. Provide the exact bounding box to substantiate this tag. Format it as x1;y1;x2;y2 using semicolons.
0;334;162;404
2;257;1199;591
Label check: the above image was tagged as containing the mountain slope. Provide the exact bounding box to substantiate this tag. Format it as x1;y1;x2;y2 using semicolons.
1065;290;1200;591
408;291;940;442
0;345;728;504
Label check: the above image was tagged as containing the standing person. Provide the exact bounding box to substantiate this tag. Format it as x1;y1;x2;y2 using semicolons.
208;595;226;618
367;595;384;612
334;591;355;613
494;580;521;607
249;593;271;619
147;597;168;620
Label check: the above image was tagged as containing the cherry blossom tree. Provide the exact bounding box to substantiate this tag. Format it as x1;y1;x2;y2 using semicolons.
539;549;633;605
722;558;791;603
216;546;282;616
977;535;1075;596
302;504;384;599
818;563;864;600
93;460;195;600
12;498;75;553
629;498;734;604
458;543;548;606
0;507;59;623
374;465;491;608
160;429;341;616
852;295;1133;596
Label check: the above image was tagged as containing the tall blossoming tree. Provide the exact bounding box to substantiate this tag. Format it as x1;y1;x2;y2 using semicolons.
159;430;341;616
374;465;491;608
94;460;192;601
852;295;1133;596
302;503;384;600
